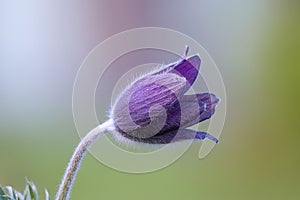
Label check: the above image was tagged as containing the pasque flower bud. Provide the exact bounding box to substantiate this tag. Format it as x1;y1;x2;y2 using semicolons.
111;48;219;144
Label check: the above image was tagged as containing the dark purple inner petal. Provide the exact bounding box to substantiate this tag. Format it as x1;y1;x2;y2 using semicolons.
157;93;220;133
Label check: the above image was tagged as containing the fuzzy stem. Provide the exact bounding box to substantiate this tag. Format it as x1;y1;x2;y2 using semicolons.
55;119;113;200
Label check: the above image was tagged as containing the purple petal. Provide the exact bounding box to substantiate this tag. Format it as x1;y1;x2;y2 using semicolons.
170;55;201;88
112;73;186;136
118;128;218;144
154;55;201;92
158;93;220;132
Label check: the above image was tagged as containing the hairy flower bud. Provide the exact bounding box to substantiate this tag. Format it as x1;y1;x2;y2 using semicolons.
110;48;219;144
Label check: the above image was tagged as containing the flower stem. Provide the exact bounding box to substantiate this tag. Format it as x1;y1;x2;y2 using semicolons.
55;119;113;200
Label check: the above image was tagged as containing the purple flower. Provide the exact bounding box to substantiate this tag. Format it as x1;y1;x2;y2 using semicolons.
111;47;220;144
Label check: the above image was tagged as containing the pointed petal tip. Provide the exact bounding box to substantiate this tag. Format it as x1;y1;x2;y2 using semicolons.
211;94;221;107
206;133;219;143
198;93;221;107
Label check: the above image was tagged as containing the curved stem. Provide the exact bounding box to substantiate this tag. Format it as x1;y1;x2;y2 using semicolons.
55;119;113;200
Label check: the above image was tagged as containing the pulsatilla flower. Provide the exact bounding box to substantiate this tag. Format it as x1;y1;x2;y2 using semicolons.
111;47;220;144
55;47;220;200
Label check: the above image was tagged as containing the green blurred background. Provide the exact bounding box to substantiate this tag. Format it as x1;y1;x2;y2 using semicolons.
1;0;299;199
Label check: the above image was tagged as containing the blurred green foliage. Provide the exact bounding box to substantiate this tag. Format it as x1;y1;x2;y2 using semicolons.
0;179;49;200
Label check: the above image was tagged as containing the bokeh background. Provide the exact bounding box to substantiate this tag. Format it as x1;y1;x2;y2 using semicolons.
1;0;299;199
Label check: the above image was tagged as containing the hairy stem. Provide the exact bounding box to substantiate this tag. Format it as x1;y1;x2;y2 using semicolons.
55;119;113;200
